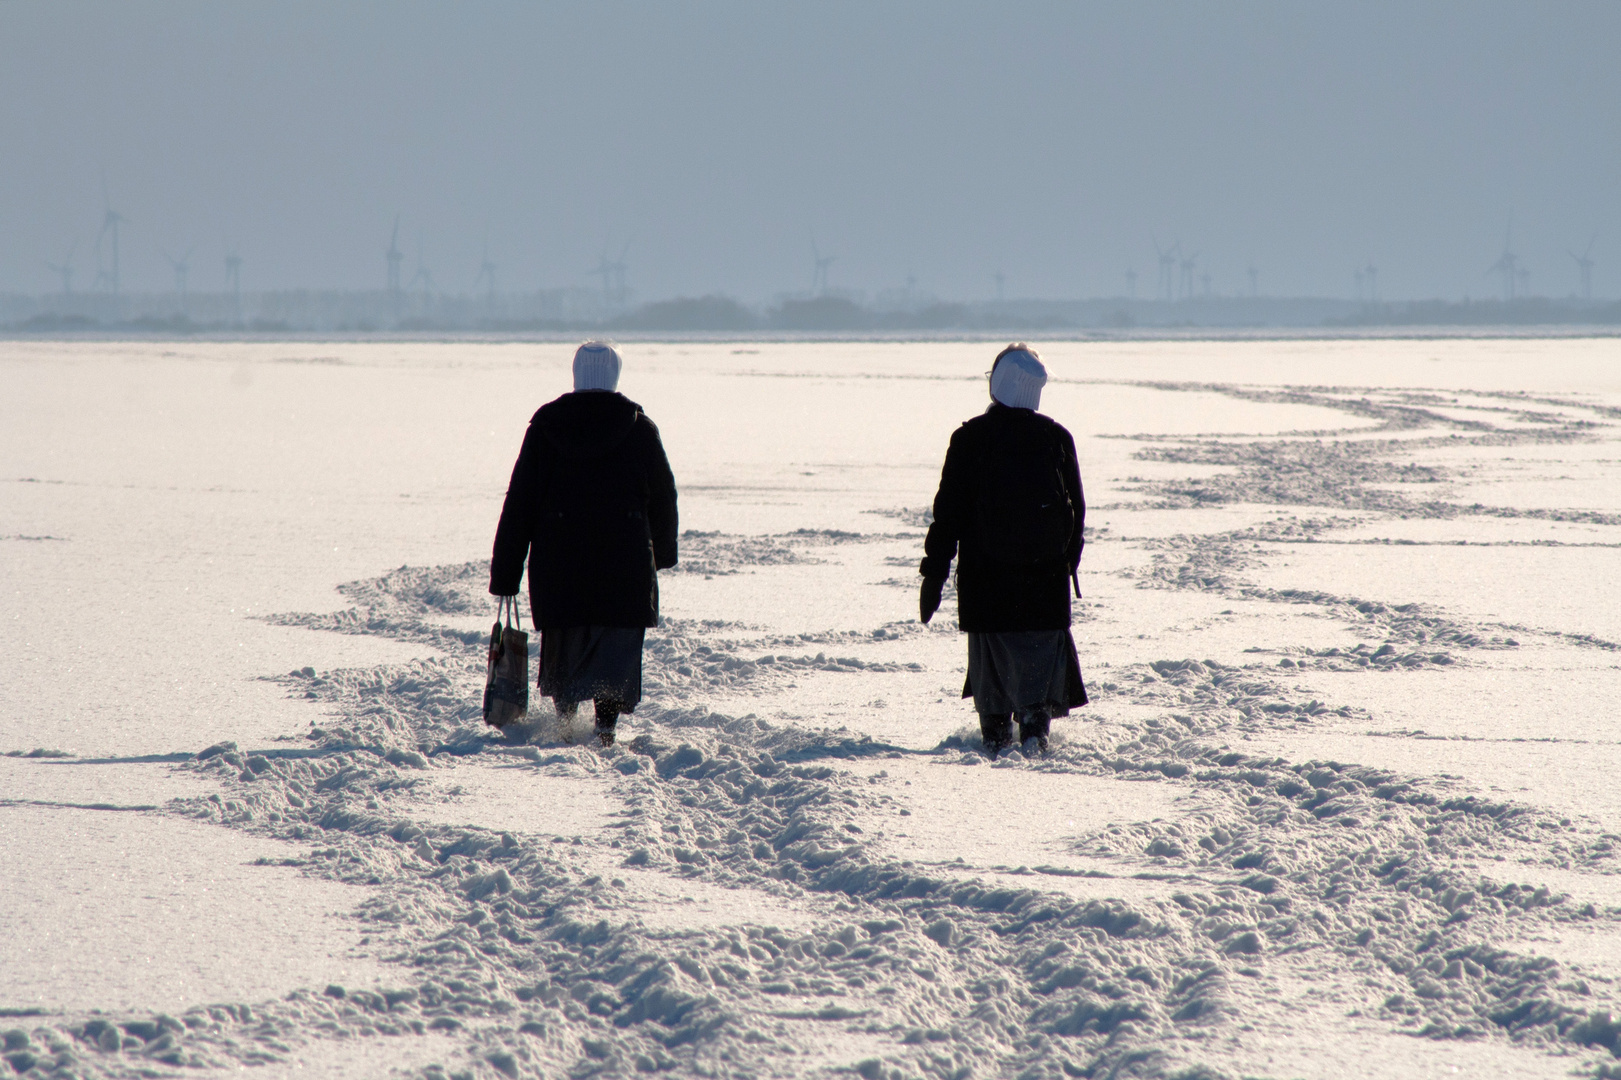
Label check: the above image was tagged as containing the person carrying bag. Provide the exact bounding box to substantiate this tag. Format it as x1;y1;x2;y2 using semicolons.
488;342;679;748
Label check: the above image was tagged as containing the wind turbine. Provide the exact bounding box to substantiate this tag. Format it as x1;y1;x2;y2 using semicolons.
1125;267;1137;299
1487;220;1519;301
589;253;614;305
1246;265;1258;298
165;246;194;298
1569;238;1595;301
224;248;243;326
590;240;631;307
1178;251;1198;300
608;241;630;307
94;205;127;294
475;246;497;304
993;270;1006;303
590;240;625;306
1363;262;1378;303
385;217;404;296
1152;238;1178;301
810;240;835;296
408;236;434;304
45;241;76;296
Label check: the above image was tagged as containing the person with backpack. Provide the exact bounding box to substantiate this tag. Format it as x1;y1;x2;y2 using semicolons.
490;342;679;747
918;344;1086;757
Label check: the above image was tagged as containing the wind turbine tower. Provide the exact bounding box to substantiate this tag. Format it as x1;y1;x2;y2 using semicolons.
1569;239;1595;301
1178;252;1198;300
1488;223;1519;301
385;217;404;297
591;242;631;308
1363;262;1378;303
46;242;76;297
166;246;194;313
225;249;242;326
590;254;614;307
608;242;630;307
95;207;126;294
408;237;434;314
1153;239;1177;301
1125;267;1137;299
993;270;1006;303
475;249;497;301
810;241;835;296
1247;265;1258;298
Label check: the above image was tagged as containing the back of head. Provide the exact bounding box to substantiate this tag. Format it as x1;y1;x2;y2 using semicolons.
989;343;1047;411
573;341;623;392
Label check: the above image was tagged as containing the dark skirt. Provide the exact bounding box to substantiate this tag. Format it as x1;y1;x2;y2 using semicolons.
962;629;1087;717
538;626;645;710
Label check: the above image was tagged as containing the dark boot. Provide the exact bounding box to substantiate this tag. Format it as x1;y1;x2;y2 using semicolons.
594;698;623;748
979;713;1013;759
1019;707;1051;756
554;700;579;743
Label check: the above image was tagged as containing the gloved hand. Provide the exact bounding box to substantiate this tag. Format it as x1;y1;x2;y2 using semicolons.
919;577;945;625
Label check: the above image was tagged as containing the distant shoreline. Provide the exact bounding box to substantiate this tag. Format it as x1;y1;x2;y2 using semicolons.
5;292;1617;343
2;324;1617;345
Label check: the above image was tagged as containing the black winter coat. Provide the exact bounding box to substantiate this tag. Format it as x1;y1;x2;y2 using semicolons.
489;392;678;628
920;403;1084;632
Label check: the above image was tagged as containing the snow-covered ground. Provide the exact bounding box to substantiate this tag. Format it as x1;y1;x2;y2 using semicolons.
3;336;1621;1079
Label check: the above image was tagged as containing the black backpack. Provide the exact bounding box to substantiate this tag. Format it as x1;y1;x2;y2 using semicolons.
975;424;1074;566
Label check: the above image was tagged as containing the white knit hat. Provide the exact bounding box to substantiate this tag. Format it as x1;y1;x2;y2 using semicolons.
989;345;1047;410
572;341;622;392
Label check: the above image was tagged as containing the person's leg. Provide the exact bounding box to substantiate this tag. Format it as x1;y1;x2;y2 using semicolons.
552;699;579;743
1018;706;1051;754
593;698;623;747
979;712;1014;758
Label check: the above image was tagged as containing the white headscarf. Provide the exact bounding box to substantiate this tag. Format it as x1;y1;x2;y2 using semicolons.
572;341;622;392
990;346;1047;410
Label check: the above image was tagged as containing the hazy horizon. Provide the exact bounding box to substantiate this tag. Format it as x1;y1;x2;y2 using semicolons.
3;2;1617;303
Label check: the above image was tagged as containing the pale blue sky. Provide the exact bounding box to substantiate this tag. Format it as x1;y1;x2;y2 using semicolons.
2;2;1616;301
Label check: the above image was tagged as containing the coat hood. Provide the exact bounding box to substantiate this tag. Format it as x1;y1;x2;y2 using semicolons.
532;391;643;459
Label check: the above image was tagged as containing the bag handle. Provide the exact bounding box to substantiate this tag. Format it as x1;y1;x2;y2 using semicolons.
498;594;525;632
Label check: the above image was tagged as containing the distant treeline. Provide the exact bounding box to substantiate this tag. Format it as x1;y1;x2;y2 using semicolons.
4;292;1619;335
1329;297;1621;327
610;296;1052;332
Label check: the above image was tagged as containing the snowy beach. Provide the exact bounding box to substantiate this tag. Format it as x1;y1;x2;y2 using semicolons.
4;336;1621;1079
